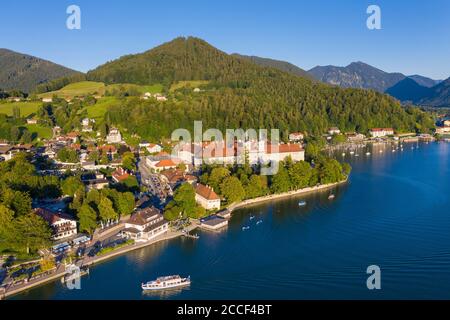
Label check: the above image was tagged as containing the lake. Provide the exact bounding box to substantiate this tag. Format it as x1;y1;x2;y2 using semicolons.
12;141;450;299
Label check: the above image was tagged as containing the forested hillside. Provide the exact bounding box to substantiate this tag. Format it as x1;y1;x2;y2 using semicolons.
88;37;433;139
0;49;80;93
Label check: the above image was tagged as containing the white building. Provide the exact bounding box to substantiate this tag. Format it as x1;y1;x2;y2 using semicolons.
195;184;221;210
436;126;450;135
26;118;38;125
106;128;122;144
146;158;178;172
370;128;394;138
289;132;304;142
328;127;341;135
121;207;169;242
34;208;77;241
146;143;163;154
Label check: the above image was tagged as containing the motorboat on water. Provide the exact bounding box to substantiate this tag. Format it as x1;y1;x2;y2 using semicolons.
242;226;250;231
256;220;263;225
328;194;335;200
298;200;307;207
141;275;190;291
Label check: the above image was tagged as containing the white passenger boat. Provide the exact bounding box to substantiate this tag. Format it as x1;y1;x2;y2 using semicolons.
141;275;190;291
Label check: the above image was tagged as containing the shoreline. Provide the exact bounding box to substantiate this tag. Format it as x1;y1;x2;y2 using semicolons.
226;179;348;215
2;179;347;299
1;224;198;299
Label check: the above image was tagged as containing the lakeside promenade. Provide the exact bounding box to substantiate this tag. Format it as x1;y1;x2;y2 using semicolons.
1;223;199;299
1;179;346;299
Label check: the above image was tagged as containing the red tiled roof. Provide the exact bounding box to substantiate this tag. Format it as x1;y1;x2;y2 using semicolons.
371;128;394;132
34;208;74;225
127;207;161;226
266;143;303;154
195;184;220;201
155;159;176;167
112;167;130;182
67;132;79;138
98;145;117;153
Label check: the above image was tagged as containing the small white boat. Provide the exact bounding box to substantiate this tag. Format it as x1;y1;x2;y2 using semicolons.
328;194;335;200
349;151;355;155
366;152;371;156
142;275;190;291
249;215;255;220
298;201;307;207
242;226;250;231
342;153;346;156
256;220;263;225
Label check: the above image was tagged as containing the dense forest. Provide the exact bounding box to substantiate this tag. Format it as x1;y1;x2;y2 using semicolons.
85;37;434;140
0;49;80;93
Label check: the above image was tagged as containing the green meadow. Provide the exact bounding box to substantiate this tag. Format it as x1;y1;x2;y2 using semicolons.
38;81;106;99
0;101;41;117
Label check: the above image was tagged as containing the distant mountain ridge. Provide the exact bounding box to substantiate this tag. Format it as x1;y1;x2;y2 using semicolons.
385;78;432;103
307;61;406;92
231;54;313;79
385;76;450;107
0;48;81;93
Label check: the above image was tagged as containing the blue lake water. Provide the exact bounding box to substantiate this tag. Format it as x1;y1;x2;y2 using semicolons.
12;142;450;299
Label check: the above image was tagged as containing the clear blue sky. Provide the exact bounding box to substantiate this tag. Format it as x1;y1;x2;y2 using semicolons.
1;0;449;79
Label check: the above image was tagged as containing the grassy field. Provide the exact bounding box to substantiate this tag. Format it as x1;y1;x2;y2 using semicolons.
39;81;164;100
106;83;163;95
38;81;106;99
0;101;41;117
84;96;120;122
170;80;209;92
24;124;53;140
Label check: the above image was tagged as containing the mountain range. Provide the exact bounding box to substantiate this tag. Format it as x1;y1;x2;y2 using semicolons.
0;38;448;107
0;48;80;93
231;54;313;80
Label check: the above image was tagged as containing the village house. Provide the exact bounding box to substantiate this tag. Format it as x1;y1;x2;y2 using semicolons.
81;161;97;171
436;126;450;135
106;128;122;144
289;132;304;142
34;208;77;241
370;128;394;138
195;183;221;210
82;173;109;190
66;132;80;143
26;118;38;125
154;93;168;102
42;98;53;103
112;167;130;183
146;143;163;154
121;207;169;242
346;132;366;142
443;120;450;127
139;141;151;148
98;145;117;159
328;127;341;135
199;215;228;231
160;169;197;189
148;158;178;172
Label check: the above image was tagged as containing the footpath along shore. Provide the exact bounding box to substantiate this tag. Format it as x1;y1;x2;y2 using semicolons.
1;179;347;299
1;223;199;299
